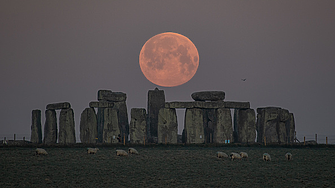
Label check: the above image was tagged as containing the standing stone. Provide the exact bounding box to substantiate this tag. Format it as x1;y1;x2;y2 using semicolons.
80;108;98;143
203;109;216;143
59;108;76;144
184;108;204;143
234;109;256;143
191;91;225;101
113;101;129;142
147;88;165;140
214;108;233;143
31;109;42;143
102;108;120;143
256;107;293;144
130;108;147;144
157;108;178;144
43;109;57;144
287;113;295;143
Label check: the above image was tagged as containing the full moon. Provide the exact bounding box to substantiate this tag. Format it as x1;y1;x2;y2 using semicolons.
139;32;199;87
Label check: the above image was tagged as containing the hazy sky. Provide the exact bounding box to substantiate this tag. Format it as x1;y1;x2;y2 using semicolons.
1;1;335;141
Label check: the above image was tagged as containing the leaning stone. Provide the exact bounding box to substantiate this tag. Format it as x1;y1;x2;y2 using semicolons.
234;109;256;143
148;88;165;140
43;109;57;144
157;108;178;144
80;108;98;144
129;108;147;144
184;108;204;144
214;108;233;143
59;108;76;144
31;109;42;143
46;102;71;110
89;101;114;108
191;91;225;101
98;90;127;102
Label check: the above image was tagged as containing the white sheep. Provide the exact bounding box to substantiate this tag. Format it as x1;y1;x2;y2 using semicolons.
240;152;248;158
35;148;48;155
216;151;228;158
263;153;271;161
128;148;139;155
87;148;99;154
116;149;128;156
230;152;242;160
285;152;292;161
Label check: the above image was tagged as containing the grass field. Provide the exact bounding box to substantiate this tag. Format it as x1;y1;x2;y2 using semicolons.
1;145;334;187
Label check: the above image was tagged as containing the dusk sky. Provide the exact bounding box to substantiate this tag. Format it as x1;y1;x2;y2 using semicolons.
1;1;334;142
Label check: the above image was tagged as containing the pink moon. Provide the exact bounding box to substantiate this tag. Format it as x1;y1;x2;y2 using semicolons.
139;32;199;87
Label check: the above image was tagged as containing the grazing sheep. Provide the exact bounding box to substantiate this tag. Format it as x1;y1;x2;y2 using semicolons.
116;149;128;156
240;152;248;158
217;151;228;158
87;148;99;154
36;148;48;155
230;152;242;160
128;148;139;155
263;153;271;161
285;152;292;161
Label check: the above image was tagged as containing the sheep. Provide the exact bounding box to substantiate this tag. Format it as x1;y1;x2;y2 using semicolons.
116;149;128;156
216;151;228;158
285;152;292;161
87;148;99;154
240;152;248;158
263;153;271;161
128;148;139;155
35;148;48;155
230;152;242;160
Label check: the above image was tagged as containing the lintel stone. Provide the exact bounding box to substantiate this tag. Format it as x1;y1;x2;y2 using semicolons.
165;101;249;109
46;102;71;110
89;101;114;108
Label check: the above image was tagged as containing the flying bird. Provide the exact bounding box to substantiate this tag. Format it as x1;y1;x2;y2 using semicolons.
241;79;246;81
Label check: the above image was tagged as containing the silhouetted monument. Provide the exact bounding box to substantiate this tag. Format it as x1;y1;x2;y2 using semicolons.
43;109;57;144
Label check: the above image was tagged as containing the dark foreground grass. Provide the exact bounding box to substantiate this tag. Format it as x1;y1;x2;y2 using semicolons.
1;146;334;187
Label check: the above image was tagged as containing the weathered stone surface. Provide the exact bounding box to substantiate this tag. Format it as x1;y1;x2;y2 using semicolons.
184;108;204;143
97;108;121;143
113;101;129;142
223;101;250;109
89;101;114;108
80;108;98;143
256;107;294;144
191;91;225;101
157;108;178;144
46;102;71;110
98;90;127;102
43;109;57;144
288;113;295;143
31;109;42;143
165;101;249;109
148;88;165;140
203;109;216;143
59;108;76;144
130;108;147;144
234;109;256;143
214;108;233;143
